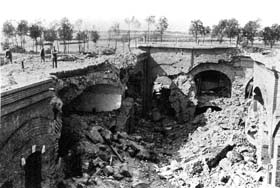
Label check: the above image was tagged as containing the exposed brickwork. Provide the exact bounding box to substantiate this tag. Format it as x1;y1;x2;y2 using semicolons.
0;98;59;187
0;53;148;187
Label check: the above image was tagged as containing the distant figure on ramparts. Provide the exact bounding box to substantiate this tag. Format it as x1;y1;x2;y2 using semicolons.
40;47;45;62
51;46;58;68
5;48;12;63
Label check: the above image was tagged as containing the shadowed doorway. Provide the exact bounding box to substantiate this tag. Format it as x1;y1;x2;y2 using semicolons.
25;151;42;188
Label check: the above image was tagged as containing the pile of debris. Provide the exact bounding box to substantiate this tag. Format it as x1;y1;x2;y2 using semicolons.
57;111;170;188
158;97;266;188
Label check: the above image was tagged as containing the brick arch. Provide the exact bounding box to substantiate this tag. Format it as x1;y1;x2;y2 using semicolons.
188;62;235;82
188;63;233;98
0;115;58;169
0;115;60;187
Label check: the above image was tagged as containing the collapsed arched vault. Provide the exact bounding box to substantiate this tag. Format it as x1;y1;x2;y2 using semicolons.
194;70;232;98
64;84;123;114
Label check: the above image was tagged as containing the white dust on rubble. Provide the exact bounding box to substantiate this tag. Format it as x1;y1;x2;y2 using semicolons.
157;97;266;188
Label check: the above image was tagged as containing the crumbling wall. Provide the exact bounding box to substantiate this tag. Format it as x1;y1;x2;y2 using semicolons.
145;47;253;123
48;55;152;186
250;62;280;186
246;63;275;164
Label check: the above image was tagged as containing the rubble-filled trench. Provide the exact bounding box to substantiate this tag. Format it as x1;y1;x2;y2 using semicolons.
47;50;266;188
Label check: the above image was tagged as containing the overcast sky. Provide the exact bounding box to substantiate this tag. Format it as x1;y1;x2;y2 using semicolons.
0;0;279;32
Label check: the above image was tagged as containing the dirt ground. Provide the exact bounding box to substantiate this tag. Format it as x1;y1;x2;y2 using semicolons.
0;51;140;92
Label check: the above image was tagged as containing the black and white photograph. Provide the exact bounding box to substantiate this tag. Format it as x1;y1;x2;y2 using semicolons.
0;0;280;187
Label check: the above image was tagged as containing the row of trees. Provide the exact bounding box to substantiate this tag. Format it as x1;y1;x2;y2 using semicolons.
189;19;280;48
2;16;170;53
2;18;100;53
107;16;168;51
6;16;279;52
2;16;169;53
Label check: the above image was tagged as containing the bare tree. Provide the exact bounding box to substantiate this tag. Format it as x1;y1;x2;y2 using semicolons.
124;16;141;51
2;21;16;47
90;30;100;47
110;23;120;49
75;19;83;52
58;17;73;53
29;22;43;52
157;17;168;42
17;20;28;49
145;16;155;43
189;20;204;43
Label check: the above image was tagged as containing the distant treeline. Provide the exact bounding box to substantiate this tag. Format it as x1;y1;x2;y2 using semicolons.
2;16;280;54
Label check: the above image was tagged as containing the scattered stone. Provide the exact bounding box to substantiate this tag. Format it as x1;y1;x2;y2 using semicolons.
206;145;235;169
103;165;114;176
220;175;230;183
99;128;113;143
226;150;244;163
119;163;132;177
219;158;232;170
88;126;105;144
152;108;161;122
190;160;204;176
133;182;150;188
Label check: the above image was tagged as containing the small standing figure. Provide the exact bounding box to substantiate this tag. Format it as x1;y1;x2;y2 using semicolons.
40;47;45;62
5;48;12;63
51;46;58;68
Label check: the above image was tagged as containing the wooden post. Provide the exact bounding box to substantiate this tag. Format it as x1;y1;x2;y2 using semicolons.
21;60;25;70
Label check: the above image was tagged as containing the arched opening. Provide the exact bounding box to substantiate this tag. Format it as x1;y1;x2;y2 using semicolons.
152;76;176;120
245;78;253;99
63;84;122;114
194;70;231;98
253;87;264;106
127;71;143;98
24;151;42;188
194;106;222;116
247;87;265;140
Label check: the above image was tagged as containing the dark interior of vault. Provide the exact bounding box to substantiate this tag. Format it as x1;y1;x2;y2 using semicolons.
194;70;231;98
58;117;83;178
153;87;176;118
194;106;222;116
24;151;42;188
245;78;254;99
253;87;264;106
